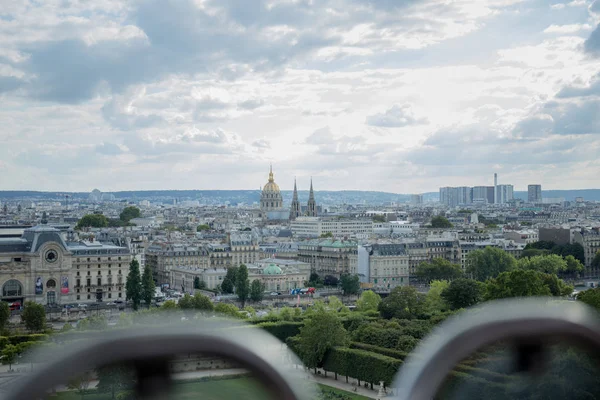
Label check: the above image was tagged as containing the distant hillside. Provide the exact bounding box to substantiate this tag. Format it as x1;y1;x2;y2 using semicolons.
1;189;598;204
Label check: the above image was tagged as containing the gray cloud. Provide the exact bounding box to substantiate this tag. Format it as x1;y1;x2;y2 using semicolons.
366;104;428;127
585;24;600;56
95;142;123;156
252;139;271;149
556;73;600;98
238;99;265;110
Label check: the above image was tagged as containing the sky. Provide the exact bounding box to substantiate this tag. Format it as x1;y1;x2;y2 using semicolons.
1;0;600;194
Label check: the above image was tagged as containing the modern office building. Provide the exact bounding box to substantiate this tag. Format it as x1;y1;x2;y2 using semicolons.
528;185;542;203
496;184;514;204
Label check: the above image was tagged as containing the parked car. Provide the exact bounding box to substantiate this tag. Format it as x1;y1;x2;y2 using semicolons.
270;292;280;296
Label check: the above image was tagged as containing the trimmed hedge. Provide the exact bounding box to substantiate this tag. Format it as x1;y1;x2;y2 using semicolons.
256;321;303;342
323;347;402;387
349;342;410;361
0;334;49;350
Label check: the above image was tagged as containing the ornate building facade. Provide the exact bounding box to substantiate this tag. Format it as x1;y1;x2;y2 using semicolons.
0;225;131;306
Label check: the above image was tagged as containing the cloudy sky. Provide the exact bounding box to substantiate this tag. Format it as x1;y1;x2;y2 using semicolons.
2;0;600;194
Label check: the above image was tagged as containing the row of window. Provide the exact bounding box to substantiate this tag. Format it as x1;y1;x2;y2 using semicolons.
77;257;123;262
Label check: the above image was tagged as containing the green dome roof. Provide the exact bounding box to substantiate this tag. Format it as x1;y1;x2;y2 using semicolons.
263;263;283;275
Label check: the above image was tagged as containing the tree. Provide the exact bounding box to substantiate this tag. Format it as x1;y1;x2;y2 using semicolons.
525;241;556;250
327;296;348;312
193;276;201;290
119;206;141;223
125;259;142;311
467;247;517;281
592;251;600;270
141;265;155;308
308;271;323;286
372;215;386;223
378;286;425;319
483;270;572;301
441;278;483;310
178;294;195;310
250;279;264;302
323;275;339;286
21;302;46;332
221;277;234;294
0;301;10;331
578;288;600;310
340;274;360;295
296;308;349;370
551;243;585;265
196;224;210;232
160;300;178;310
214;303;241;318
520;248;550;259
356;290;381;312
222;267;239;294
517;254;567;275
424;280;450;313
76;214;109;230
67;371;93;400
192;292;214;311
236;265;250;307
96;365;134;400
319;232;334;238
564;255;584;278
431;216;453;228
416;258;463;283
1;344;18;371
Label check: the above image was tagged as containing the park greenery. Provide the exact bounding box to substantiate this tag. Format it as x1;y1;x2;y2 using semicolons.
6;242;600;399
430;215;453;228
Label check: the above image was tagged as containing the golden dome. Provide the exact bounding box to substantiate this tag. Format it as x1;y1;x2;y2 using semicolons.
262;165;281;194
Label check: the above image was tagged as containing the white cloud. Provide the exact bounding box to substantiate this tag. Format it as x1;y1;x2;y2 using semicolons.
1;0;600;192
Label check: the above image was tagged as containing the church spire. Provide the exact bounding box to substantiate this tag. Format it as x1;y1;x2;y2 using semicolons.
268;163;274;183
307;177;317;217
289;177;301;220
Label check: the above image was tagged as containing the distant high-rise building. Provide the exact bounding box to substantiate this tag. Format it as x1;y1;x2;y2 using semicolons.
473;186;494;204
528;184;542;203
411;194;423;205
439;187;472;207
494;173;498;204
496;184;514;204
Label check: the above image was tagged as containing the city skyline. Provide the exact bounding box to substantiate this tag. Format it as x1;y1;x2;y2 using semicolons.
1;1;600;192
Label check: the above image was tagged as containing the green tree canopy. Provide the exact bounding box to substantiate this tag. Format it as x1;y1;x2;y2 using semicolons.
520;248;550;259
141;265;155;308
592;251;600;270
193;276;204;290
250;279;264;302
467;246;517;281
296;308;349;369
221;266;238;294
192;292;214;311
196;224;210;232
517;254;567;275
416;258;463;283
424;280;450;313
214;303;242;318
119;206;141;222
578;287;600;310
236;265;250;308
319;232;334;238
484;270;572;301
378;286;425;319
96;365;135;400
372;215;386;223
125;259;142;311
525;241;556;250
0;301;10;331
564;255;584;277
21;302;46;332
340;273;360;295
76;214;109;230
178;294;195;310
552;243;585;264
441;278;484;310
431;215;453;228
1;344;18;370
356;290;382;312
